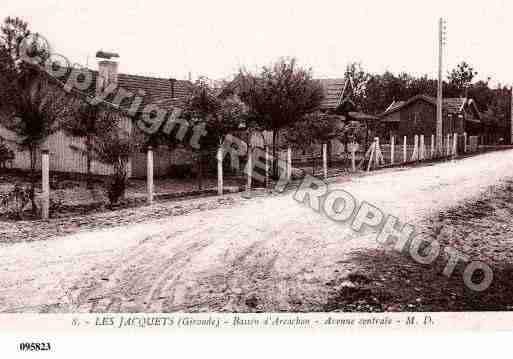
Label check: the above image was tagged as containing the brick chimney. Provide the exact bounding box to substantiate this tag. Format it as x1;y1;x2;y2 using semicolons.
169;78;176;98
96;51;119;90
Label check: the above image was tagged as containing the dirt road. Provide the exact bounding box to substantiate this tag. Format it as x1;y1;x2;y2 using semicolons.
1;150;513;313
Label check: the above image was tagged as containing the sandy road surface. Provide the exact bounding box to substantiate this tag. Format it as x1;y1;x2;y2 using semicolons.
1;150;512;313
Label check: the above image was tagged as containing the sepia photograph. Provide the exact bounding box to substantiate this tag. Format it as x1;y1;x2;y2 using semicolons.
1;0;513;356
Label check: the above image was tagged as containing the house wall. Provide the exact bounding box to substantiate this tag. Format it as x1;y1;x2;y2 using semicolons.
383;112;400;123
463;106;482;136
398;100;437;137
383;100;466;141
130;147;193;178
0;124;113;175
0;115;133;177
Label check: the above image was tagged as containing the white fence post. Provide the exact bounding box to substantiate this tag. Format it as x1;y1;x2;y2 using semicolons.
375;137;385;166
366;139;376;172
431;134;435;158
287;147;292;181
350;143;356;172
390;135;395;165
463;132;468;153
403;136;407;163
147;146;154;205
247;146;253;193
41;149;50;220
217;146;223;195
419;135;425;160
452;132;458;158
265;145;269;188
411;135;419;162
446;133;451;157
322;143;328;180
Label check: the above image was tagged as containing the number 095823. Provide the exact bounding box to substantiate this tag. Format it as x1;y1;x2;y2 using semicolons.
19;342;51;351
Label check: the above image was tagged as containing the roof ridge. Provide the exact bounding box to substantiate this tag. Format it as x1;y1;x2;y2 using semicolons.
118;72;189;82
67;67;190;83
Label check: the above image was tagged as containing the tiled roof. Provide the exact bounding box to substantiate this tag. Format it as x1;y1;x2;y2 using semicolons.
381;95;479;118
318;78;347;110
60;67;193;115
385;100;405;112
379;95;435;117
347;111;380;121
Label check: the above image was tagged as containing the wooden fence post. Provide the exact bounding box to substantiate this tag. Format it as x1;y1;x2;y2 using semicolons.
419;135;425;160
463;132;467;153
375;137;385;166
349;142;356;172
41;149;49;220
445;133;451;157
322;143;328;179
431;134;435;158
147;146;154;204
287;147;292;180
411;135;419;162
452;132;458;158
351;148;356;172
217;146;223;195
403;136;407;163
265;145;269;188
247;146;252;193
390;135;395;165
367;138;377;172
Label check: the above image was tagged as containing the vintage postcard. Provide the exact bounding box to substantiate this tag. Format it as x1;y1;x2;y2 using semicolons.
0;0;512;356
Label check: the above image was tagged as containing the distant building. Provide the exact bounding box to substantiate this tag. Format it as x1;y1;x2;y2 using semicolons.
379;94;482;139
317;78;379;156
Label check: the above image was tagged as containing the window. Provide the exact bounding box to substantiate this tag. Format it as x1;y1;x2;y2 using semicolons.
410;111;421;125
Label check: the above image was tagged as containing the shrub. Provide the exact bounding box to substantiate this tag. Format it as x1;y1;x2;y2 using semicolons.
105;171;127;206
168;164;193;179
0;184;32;219
0;140;14;169
91;130;138;207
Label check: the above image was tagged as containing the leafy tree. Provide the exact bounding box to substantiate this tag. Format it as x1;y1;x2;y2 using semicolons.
62;102;116;188
0;17;30;71
408;75;437;98
361;71;421;115
343;62;370;108
447;61;478;97
0;17;72;212
236;58;324;177
487;86;511;129
284;112;341;175
467;79;495;111
168;77;245;189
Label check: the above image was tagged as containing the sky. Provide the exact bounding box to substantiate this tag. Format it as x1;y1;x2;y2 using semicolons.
3;0;513;86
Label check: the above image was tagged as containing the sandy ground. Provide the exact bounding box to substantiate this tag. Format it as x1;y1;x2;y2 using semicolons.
1;150;513;313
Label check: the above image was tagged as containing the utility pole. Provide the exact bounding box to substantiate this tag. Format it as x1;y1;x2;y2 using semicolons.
436;18;447;156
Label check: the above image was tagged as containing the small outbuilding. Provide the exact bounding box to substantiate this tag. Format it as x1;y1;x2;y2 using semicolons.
379;94;482;139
